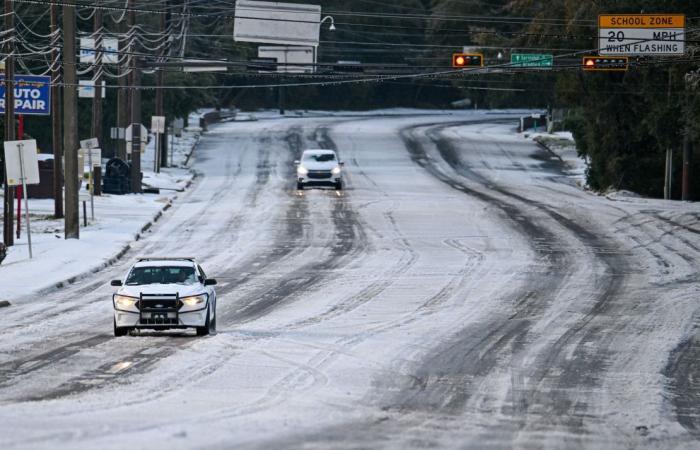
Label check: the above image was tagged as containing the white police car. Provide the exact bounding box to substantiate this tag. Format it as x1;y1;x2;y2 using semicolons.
295;149;344;190
111;258;218;336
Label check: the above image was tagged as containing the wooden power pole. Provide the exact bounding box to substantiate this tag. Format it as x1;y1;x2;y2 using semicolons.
116;17;128;160
156;1;167;168
3;0;15;247
92;1;103;146
128;0;142;193
50;4;63;219
63;4;79;239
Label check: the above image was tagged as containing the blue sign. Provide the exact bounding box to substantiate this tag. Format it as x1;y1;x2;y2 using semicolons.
0;74;51;116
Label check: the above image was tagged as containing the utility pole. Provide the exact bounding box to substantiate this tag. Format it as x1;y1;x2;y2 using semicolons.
663;71;673;201
116;17;128;160
156;0;167;168
664;149;673;200
50;4;63;218
3;0;15;247
63;4;79;239
128;0;142;193
91;1;103;146
682;75;694;202
682;135;691;201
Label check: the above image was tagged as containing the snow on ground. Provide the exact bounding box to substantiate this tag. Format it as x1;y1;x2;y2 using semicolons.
523;129;589;186
0;111;699;450
0;126;201;302
234;107;537;122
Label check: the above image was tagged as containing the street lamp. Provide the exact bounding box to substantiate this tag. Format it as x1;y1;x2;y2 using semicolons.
321;15;336;31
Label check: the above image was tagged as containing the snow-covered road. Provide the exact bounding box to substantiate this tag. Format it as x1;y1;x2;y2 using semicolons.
1;113;699;449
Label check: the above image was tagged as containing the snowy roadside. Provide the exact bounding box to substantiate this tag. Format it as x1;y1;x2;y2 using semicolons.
232;107;536;122
524;130;589;188
0;123;202;305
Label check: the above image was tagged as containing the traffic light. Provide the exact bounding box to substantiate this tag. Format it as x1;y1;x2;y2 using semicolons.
582;56;628;72
452;53;483;68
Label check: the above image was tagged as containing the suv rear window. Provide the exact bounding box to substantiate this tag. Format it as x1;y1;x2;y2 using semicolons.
126;266;197;285
303;153;336;162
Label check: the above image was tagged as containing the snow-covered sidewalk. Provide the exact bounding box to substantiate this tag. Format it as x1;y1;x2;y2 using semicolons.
0;126;201;303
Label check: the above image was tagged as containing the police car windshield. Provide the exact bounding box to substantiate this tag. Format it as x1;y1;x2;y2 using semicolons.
125;266;198;285
303;153;336;162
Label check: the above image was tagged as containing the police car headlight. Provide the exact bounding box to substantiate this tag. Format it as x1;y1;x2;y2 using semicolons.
181;295;207;306
331;166;341;175
297;166;308;175
114;295;138;311
180;294;209;312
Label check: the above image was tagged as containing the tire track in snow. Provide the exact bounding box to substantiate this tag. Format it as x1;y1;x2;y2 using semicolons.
297;120;629;446
4;120;368;408
0;129;247;339
0;125;297;402
425;123;640;440
270;117;584;448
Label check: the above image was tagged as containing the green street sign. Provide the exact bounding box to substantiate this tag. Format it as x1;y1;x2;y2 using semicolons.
511;53;553;68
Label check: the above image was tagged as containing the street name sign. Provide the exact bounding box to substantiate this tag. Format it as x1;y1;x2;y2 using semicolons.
511;53;553;68
599;14;685;55
0;74;51;115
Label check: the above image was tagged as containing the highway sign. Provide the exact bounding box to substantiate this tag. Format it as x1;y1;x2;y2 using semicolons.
511;53;553;68
0;75;51;116
599;14;685;55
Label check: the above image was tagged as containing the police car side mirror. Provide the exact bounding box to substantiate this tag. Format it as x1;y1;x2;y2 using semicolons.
111;280;123;287
204;279;217;286
339;161;345;166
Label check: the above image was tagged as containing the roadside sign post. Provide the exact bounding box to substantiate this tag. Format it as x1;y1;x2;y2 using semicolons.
599;14;685;55
4;139;40;259
151;116;166;173
80;138;100;221
168;126;175;167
